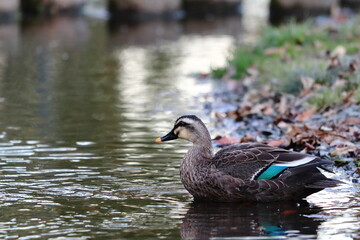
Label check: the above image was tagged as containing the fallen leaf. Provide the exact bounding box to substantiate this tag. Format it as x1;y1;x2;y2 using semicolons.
250;103;266;115
349;60;358;74
214;112;225;120
321;134;339;144
337;72;349;79
327;56;341;70
354;131;360;140
278;95;288;115
236;105;252;118
246;67;259;76
300;76;315;91
330;145;357;156
264;47;286;56
343;91;355;103
304;142;316;150
330;139;356;148
314;40;322;49
226;110;242;121
332;79;347;88
267;138;287;147
331;45;346;57
262;105;274;116
342;117;360;125
277;121;290;129
213;136;239;146
239;134;255;143
295;106;317;121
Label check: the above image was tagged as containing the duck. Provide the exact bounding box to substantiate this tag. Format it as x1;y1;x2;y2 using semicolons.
155;115;343;202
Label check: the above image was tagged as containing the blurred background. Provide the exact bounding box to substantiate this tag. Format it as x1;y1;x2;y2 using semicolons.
0;0;359;239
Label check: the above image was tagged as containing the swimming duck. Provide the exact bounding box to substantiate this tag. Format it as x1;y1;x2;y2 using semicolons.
156;115;342;202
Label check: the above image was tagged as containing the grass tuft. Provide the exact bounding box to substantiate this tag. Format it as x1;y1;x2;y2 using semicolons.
212;16;360;108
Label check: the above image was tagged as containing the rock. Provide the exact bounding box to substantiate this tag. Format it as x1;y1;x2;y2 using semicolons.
274;0;338;9
110;0;180;13
0;0;19;12
0;0;19;22
342;0;360;10
270;0;339;24
21;0;85;16
109;0;182;21
183;0;242;18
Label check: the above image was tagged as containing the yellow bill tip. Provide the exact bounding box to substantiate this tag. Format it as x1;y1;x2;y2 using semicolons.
155;137;162;142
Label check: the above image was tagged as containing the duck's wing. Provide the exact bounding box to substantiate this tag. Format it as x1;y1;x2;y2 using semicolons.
213;143;279;180
213;143;333;181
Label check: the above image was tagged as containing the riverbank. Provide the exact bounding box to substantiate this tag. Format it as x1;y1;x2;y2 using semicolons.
208;15;360;181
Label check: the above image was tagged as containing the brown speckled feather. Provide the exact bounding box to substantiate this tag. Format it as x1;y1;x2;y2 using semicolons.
212;143;325;180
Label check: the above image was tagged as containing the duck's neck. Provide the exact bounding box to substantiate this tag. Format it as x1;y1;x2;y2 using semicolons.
180;140;213;197
182;139;213;168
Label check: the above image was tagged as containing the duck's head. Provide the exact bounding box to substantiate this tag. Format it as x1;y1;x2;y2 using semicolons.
155;115;210;143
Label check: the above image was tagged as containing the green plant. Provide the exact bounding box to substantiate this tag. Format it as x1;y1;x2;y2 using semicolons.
308;87;344;108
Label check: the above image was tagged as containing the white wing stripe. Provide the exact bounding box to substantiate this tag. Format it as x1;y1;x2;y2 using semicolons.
250;166;267;180
274;156;316;167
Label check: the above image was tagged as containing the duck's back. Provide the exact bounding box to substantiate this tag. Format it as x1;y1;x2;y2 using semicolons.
212;143;292;180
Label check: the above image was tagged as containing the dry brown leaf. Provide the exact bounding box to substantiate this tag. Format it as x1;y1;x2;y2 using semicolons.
343;91;355;103
304;142;316;150
322;135;339;144
295;106;317;121
342;117;360;125
323;108;337;117
331;145;357;156
247;67;259;76
331;45;346;57
213;136;239;145
278;95;288;115
226;110;241;121
277;121;290;129
330;139;356;148
314;40;322;49
237;105;252;118
264;47;286;56
239;134;255;143
337;71;349;79
267;138;287;147
299;89;314;98
349;60;358;74
262;105;274;116
250;103;266;115
354;131;360;140
214;112;225;120
300;76;315;91
332;79;347;88
287;125;306;137
327;56;341;70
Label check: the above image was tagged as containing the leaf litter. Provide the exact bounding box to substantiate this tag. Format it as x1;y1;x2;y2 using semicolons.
203;54;360;183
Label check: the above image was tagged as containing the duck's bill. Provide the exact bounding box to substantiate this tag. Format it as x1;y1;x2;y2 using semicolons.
155;131;178;142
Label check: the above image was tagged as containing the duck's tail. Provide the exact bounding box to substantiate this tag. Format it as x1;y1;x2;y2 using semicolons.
305;178;344;189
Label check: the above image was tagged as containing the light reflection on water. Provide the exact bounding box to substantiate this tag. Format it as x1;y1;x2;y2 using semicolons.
308;185;360;240
0;9;359;240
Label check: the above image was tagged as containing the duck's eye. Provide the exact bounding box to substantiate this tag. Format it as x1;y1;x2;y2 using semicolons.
175;121;193;130
177;121;189;127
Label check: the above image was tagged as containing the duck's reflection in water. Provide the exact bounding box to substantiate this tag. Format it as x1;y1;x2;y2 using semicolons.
180;200;323;239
